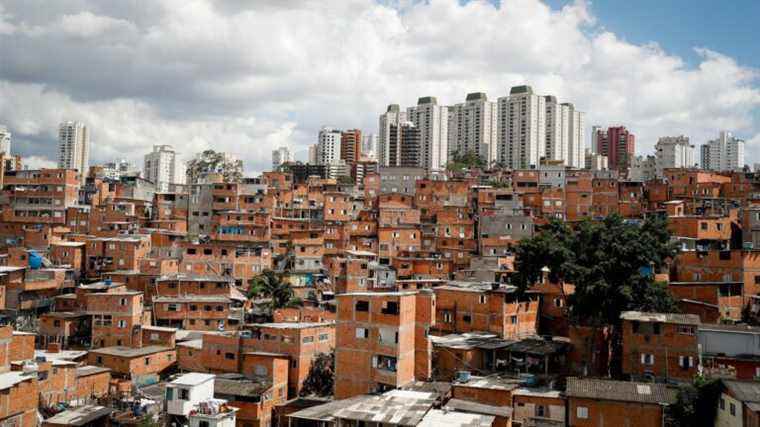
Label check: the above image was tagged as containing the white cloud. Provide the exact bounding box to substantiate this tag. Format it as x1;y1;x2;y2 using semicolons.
0;0;758;174
23;155;57;170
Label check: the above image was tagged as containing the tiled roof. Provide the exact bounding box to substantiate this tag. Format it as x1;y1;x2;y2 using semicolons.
724;380;760;403
565;378;677;405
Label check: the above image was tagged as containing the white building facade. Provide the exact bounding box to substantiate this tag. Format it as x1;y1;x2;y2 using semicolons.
143;145;185;192
407;97;448;172
497;86;546;169
448;92;498;165
272;146;292;170
655;135;694;177
0;125;10;155
378;104;407;167
317;127;342;165
702;131;745;172
58;121;90;177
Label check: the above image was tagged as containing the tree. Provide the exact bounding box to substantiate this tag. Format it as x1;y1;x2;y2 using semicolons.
512;214;679;376
300;351;335;397
446;150;485;172
248;270;302;319
668;376;722;427
186;149;244;184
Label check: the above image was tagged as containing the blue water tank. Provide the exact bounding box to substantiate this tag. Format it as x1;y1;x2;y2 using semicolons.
28;251;42;270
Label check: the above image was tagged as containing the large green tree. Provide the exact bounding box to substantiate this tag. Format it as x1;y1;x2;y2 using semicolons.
186;149;244;184
248;270;302;319
512;214;679;376
300;351;335;397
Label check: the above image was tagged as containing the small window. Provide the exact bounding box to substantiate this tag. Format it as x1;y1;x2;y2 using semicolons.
303;336;314;343
479;295;486;304
356;328;369;339
225;353;235;360
576;406;588;419
144;357;150;366
730;402;736;416
462;314;472;323
355;301;369;312
653;323;661;335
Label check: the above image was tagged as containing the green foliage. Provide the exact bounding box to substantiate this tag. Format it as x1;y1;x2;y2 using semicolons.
300;351;335;397
446;150;485;172
513;214;679;325
668;376;722;427
248;270;303;319
186;149;244;184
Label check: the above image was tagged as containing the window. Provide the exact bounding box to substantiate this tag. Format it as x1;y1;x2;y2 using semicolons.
641;353;654;365
730;402;736;416
632;321;640;333
479;295;487;304
536;405;545;417
356;328;369;339
677;325;695;335
576;406;588;419
679;356;694;370
302;336;314;343
225;353;235;360
720;398;725;410
381;301;399;315
652;323;661;335
118;320;127;328
144;357;150;365
319;333;329;341
443;311;452;323
120;298;127;306
462;314;472;323
510;315;518;324
355;300;369;312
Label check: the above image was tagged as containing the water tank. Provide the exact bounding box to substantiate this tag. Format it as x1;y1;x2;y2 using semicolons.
104;278;112;286
28;251;42;270
22;360;38;375
455;371;471;383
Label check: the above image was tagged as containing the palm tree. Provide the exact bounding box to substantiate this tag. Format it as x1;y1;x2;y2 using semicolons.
248;270;302;318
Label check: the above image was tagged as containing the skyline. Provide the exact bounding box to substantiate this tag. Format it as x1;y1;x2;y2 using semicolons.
0;0;758;173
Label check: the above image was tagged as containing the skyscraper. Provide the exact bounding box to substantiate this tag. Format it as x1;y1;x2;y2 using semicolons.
340;129;362;165
317;127;342;165
361;133;378;160
308;144;318;165
566;104;585;169
378;104;407;167
655;136;694;177
595;126;635;174
448;92;498;165
272;146;292;170
702;131;745;172
58;121;90;178
0;125;11;155
143;145;185;192
497;86;546;169
407;97;448;171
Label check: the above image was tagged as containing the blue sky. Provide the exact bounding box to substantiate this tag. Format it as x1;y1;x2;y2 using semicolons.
550;0;760;69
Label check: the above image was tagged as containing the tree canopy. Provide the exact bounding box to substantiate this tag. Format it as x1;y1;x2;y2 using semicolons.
445;150;486;172
186;149;244;184
248;270;302;320
513;214;679;326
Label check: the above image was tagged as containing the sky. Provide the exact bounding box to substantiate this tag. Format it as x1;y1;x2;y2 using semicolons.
0;0;759;173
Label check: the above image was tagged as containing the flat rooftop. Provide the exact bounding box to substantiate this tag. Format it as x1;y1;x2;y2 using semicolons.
89;345;173;358
43;405;112;426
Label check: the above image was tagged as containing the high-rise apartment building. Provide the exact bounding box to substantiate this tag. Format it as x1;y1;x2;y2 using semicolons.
497;86;546;169
317;127;342;165
340;129;362;165
0;125;10;155
584;149;608;171
407;97;448;172
143;145;186;192
361;133;378;160
448;92;498;165
655;136;694;177
272;146;292;170
378;105;407;167
701;131;745;172
58;121;90;179
544;98;585;169
595;126;635;174
308;144;318;165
